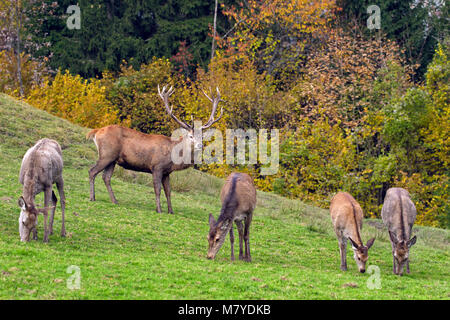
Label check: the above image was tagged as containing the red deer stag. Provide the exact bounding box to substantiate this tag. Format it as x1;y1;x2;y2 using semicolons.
87;85;224;214
330;192;375;273
207;173;257;262
18;138;66;242
381;187;417;276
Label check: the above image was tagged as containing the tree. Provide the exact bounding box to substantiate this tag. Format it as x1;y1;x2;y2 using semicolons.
0;0;25;95
220;0;336;85
290;28;407;128
0;0;53;96
28;0;237;78
336;0;448;80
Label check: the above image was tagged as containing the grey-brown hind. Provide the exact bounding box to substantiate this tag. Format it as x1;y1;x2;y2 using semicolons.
207;172;257;262
330;192;375;273
18;138;66;242
381;187;417;275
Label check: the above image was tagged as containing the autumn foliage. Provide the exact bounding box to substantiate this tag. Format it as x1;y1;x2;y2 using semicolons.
26;70;122;129
1;0;448;227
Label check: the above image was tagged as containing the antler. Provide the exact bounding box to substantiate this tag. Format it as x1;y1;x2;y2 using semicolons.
158;84;192;131
201;87;224;130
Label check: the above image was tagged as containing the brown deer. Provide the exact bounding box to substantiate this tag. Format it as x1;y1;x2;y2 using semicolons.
18;138;66;242
87;85;224;213
330;192;375;273
207;172;256;262
381;187;417;276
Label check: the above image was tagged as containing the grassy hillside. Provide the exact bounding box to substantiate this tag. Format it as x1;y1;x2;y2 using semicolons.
0;93;448;299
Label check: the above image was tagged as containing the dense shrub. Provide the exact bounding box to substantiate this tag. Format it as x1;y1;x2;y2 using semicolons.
102;58;179;136
26;70;121;128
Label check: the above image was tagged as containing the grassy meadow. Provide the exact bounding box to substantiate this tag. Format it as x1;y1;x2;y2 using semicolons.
0;94;448;299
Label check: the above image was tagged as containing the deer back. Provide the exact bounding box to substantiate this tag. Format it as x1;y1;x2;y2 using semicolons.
91;125;180;173
220;173;256;219
330;192;364;244
381;188;416;241
20;139;63;200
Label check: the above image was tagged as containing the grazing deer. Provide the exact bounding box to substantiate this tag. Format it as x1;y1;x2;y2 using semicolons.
381;187;417;276
87;85;223;213
18;138;66;242
330;192;375;273
207;172;256;262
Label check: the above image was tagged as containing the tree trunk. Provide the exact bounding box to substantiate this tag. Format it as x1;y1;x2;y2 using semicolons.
211;0;218;60
15;0;24;97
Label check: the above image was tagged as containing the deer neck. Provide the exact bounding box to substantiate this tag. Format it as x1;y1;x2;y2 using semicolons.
216;216;233;233
22;175;37;207
170;135;197;171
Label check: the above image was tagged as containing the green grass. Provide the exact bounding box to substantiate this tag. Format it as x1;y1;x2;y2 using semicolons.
0;93;449;299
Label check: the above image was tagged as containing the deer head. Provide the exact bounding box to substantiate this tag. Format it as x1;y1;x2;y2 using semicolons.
349;237;375;273
157;84;224;150
389;231;417;275
18;196;54;242
18;196;38;242
207;213;231;260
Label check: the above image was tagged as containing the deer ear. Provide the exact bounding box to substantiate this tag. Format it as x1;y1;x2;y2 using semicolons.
407;236;417;248
366;237;375;249
18;196;27;210
209;213;216;228
348;237;359;249
389;231;398;244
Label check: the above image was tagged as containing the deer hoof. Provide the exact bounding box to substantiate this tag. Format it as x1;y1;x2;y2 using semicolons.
340;266;348;271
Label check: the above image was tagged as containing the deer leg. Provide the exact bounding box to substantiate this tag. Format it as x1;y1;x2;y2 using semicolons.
162;174;173;214
235;220;244;260
229;225;235;261
243;214;252;262
102;162;118;204
32;227;38;240
339;237;347;271
392;253;397;274
89;159;111;201
391;242;397;274
49;190;57;235
56;177;66;237
43;187;52;243
152;171;163;213
406;260;410;274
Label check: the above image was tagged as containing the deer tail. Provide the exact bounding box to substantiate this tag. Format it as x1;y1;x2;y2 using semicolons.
86;129;99;140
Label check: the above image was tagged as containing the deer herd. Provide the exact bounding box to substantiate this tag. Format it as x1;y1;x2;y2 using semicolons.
15;85;418;276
